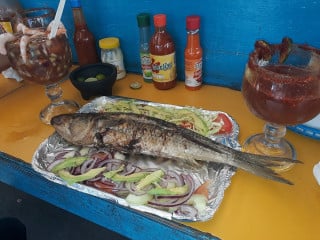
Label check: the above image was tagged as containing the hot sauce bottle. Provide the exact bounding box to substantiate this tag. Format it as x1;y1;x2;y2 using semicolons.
149;14;176;90
184;15;203;90
70;0;99;66
137;13;152;83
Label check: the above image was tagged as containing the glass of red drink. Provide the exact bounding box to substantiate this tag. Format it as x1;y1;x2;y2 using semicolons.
5;27;79;124
242;37;320;171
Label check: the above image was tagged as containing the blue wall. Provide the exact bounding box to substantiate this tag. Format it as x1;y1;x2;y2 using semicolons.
18;0;320;89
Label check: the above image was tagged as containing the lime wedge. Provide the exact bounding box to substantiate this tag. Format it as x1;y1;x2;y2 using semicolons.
84;77;98;82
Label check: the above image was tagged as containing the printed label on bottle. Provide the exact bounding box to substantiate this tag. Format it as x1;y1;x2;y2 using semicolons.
140;52;152;81
0;21;13;33
107;59;126;80
150;52;176;83
185;58;202;87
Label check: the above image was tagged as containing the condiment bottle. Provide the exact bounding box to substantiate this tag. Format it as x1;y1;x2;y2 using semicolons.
0;1;22;71
0;9;13;71
184;15;203;90
0;11;13;34
99;37;126;80
137;13;152;83
70;0;99;66
149;14;176;90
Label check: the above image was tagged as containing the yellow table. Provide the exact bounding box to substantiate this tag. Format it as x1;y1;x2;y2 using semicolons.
0;72;319;240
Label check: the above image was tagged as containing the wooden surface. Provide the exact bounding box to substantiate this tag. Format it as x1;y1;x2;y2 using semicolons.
0;73;319;240
0;76;24;98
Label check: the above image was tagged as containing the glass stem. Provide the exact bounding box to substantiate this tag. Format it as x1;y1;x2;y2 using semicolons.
263;122;286;147
45;83;62;103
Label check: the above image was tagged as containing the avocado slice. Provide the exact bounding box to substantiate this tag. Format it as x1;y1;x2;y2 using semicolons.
51;156;87;173
58;167;106;185
111;172;151;183
136;169;164;191
148;184;189;196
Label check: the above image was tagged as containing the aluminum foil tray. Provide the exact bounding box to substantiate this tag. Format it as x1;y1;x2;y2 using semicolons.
32;96;241;222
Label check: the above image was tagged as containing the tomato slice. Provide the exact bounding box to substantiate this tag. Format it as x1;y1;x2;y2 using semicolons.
213;113;233;134
194;180;211;199
92;181;115;194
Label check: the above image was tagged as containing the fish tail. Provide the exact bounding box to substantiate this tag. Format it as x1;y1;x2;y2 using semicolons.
230;151;301;185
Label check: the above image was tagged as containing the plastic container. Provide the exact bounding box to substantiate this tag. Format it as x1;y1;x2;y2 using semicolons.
99;37;126;80
184;15;203;90
137;13;152;83
70;0;99;66
149;14;176;90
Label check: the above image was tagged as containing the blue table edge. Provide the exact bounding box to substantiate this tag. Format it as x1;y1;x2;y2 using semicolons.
0;151;220;240
288;124;320;140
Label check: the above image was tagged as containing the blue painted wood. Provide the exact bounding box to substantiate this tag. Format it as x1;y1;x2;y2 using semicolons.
0;152;220;240
17;0;320;89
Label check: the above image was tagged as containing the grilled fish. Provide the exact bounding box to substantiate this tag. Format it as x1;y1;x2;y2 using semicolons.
51;112;301;185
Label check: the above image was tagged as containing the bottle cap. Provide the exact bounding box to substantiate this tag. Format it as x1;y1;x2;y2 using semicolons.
99;37;120;49
186;15;200;30
137;13;150;27
153;14;166;27
70;0;81;8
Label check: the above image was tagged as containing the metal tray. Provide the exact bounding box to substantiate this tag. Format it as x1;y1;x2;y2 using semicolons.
32;96;240;222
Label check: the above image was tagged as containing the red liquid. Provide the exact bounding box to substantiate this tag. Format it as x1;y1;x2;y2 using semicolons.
72;6;99;66
242;65;320;125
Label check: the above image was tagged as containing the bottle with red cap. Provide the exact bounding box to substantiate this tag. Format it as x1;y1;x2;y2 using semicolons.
184;15;203;90
149;14;176;90
70;0;99;66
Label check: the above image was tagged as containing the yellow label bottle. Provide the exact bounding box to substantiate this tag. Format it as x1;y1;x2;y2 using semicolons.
149;14;176;90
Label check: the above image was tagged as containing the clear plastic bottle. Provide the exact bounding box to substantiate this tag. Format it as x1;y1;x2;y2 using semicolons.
149;14;176;90
137;13;152;83
184;15;203;90
99;37;126;80
70;0;99;66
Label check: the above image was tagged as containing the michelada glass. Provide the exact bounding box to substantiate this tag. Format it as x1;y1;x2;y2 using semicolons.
242;37;320;171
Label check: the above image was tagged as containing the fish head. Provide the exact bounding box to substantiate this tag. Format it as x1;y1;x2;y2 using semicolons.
50;113;95;145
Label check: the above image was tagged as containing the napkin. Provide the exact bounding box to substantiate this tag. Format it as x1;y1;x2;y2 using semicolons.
2;67;23;82
313;161;320;185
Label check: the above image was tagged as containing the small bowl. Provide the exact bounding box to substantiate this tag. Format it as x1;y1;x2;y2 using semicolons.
69;63;117;100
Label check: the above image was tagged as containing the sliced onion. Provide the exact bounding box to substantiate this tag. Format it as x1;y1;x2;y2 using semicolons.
47;158;65;171
159;170;184;188
165;170;184;187
80;158;97;174
50;147;201;213
112;182;129;197
100;177;116;185
147;174;195;207
143;168;161;172
70;166;81;175
112;182;128;192
105;159;124;171
125;182;153;196
52;148;79;161
86;176;102;182
174;204;198;218
96;159;111;168
124;163;139;175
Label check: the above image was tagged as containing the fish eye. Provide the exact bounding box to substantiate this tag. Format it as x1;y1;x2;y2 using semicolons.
50;115;63;125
